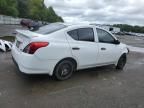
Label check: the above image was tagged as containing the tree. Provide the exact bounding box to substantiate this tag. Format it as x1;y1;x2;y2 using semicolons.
45;7;64;22
113;24;144;33
0;0;7;14
0;0;64;22
29;0;45;20
17;0;29;18
0;0;18;17
29;0;64;22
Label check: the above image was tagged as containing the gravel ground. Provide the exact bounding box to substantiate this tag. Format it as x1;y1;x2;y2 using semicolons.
0;52;144;108
0;24;27;36
116;35;144;48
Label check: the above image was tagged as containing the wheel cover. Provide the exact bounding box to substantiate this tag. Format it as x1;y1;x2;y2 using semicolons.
58;63;72;77
119;57;126;68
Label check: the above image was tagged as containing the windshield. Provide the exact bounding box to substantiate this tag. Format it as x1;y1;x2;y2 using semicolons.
34;23;67;34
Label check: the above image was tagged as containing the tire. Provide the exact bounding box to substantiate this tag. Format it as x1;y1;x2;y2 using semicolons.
116;54;127;70
53;60;75;81
5;44;9;51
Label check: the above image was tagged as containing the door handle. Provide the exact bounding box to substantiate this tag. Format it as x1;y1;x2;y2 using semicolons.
101;47;106;50
72;47;80;50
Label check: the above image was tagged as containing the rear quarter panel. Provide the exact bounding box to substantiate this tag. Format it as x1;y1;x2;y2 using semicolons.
32;31;73;61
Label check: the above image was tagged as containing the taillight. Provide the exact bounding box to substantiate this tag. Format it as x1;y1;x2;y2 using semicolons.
23;42;49;54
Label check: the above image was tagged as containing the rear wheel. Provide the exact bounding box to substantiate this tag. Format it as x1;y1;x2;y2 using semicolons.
53;60;75;80
116;54;127;70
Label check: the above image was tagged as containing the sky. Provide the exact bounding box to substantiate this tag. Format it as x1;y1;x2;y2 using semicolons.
44;0;144;25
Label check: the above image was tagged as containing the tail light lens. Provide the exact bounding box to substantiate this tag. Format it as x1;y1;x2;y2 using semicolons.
23;42;49;54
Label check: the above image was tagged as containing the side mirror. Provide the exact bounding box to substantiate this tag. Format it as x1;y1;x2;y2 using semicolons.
113;40;120;45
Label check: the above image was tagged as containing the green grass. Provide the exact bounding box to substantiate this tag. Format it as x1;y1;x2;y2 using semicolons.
0;36;15;42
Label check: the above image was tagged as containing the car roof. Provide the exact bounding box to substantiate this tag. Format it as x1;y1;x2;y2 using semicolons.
60;23;107;31
60;23;114;35
60;23;95;29
47;22;108;32
50;22;103;28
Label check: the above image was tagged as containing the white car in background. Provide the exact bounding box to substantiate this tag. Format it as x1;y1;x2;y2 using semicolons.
12;23;128;80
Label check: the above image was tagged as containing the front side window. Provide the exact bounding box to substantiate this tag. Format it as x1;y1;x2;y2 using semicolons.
67;28;94;42
96;28;115;43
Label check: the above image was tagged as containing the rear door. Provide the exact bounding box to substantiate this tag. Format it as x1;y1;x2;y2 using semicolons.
96;28;121;64
67;27;99;69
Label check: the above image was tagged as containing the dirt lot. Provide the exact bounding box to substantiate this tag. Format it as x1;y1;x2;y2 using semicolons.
1;51;144;108
0;24;27;37
0;35;144;108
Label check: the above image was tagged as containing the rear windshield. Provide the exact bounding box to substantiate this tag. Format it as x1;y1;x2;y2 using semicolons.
34;23;67;34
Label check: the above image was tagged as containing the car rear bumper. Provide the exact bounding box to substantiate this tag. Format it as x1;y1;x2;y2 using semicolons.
11;45;57;76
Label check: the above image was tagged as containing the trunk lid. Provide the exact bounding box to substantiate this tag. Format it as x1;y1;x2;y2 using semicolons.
15;30;41;51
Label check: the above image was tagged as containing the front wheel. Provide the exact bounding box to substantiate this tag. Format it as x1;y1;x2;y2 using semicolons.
116;54;127;70
53;60;75;81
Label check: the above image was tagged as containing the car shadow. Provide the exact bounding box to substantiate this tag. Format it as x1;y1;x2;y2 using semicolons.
15;64;121;81
13;64;124;95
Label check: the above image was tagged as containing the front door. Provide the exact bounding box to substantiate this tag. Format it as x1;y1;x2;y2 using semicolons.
96;28;121;64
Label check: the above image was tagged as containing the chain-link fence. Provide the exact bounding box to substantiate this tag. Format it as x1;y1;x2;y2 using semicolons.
0;15;22;25
0;15;27;36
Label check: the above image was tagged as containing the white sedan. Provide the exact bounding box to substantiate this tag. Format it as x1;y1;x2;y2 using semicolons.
12;23;128;80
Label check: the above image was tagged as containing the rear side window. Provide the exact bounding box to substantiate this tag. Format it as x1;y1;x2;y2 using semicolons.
67;28;94;42
67;30;78;40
